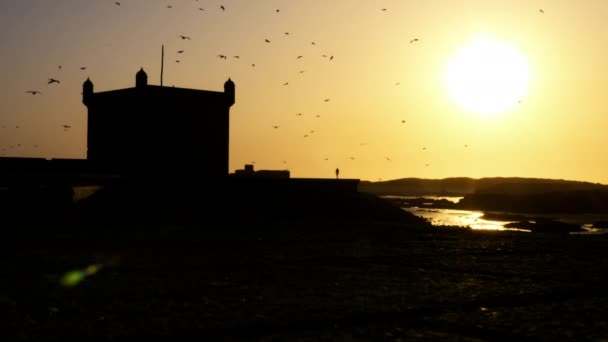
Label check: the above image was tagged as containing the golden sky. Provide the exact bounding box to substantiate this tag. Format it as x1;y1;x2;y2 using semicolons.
1;0;608;183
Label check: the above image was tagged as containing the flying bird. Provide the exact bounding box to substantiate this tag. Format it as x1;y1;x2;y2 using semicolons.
315;115;320;118
382;8;387;11
276;9;280;13
167;5;172;8
25;90;42;95
176;60;180;63
296;113;303;116
265;39;271;43
283;82;289;86
48;78;60;85
233;55;240;59
284;32;290;35
179;35;191;40
217;54;227;59
410;38;419;43
539;9;544;14
199;8;204;11
220;5;225;11
251;64;256;67
62;125;71;130
58;65;62;70
114;2;120;5
385;157;391;161
273;125;280;129
324;98;330;102
311;42;316;45
330;56;334;61
80;67;87;70
177;50;184;53
297;55;303;59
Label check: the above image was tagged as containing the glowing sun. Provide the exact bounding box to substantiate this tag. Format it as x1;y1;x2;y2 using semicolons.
445;36;530;116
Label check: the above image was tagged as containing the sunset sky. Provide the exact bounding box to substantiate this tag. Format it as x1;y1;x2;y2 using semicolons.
2;0;608;183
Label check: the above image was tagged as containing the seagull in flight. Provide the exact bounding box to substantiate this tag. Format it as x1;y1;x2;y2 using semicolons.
179;35;191;40
48;78;60;85
25;90;42;95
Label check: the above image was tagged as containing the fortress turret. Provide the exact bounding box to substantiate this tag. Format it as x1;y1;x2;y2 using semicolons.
136;68;148;88
224;78;235;106
82;78;94;105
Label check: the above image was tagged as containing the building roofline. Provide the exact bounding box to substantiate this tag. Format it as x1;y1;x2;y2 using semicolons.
92;85;225;96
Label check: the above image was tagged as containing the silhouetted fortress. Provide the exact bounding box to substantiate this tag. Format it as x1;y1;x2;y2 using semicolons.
0;68;360;197
83;68;235;177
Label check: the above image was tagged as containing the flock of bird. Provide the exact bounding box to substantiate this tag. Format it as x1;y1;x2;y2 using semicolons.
15;1;548;176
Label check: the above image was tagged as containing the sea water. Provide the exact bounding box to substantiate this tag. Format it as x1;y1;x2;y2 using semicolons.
385;196;608;234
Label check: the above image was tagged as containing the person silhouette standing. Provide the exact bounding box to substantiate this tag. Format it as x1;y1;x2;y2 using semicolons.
335;168;340;179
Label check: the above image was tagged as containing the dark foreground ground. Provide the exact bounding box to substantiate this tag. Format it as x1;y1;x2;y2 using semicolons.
3;186;608;340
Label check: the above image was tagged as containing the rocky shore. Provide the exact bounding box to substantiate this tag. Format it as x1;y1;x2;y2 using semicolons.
4;185;608;339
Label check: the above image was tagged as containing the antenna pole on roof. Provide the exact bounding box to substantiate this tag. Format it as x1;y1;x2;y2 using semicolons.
161;45;164;87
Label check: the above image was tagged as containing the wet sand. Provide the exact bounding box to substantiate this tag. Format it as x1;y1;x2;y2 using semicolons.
4;194;608;340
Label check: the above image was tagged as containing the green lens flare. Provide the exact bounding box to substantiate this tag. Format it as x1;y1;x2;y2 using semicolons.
60;270;86;287
85;264;101;276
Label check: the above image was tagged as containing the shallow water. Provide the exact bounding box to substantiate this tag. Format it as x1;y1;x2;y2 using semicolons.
402;207;608;234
